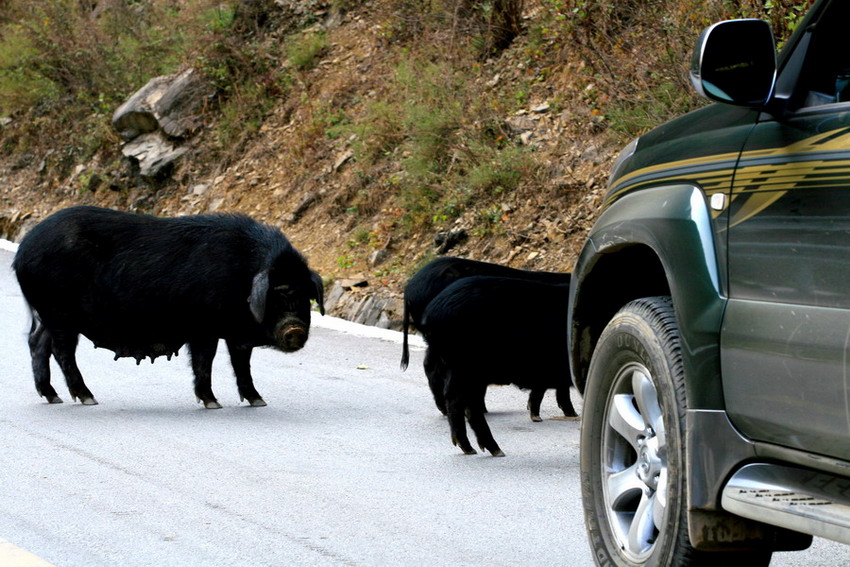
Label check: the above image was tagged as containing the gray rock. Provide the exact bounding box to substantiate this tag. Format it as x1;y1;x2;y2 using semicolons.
369;248;390;266
324;279;404;331
155;68;209;138
434;228;468;254
505;115;537;135
112;68;209;142
121;132;188;180
112;75;172;142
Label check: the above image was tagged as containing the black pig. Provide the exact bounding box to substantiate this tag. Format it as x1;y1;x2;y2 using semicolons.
419;276;572;456
13;206;324;408
401;256;575;422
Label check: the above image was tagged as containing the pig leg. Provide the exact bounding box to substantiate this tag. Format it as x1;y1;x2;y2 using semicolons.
424;348;448;415
429;353;487;416
466;382;504;457
527;388;546;422
556;386;579;419
227;341;266;407
51;331;97;405
189;339;221;409
27;320;62;404
444;370;476;455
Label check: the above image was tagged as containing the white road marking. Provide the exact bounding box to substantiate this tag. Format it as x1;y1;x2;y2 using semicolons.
0;538;56;567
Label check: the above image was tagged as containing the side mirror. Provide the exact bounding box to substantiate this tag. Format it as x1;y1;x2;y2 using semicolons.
690;19;776;107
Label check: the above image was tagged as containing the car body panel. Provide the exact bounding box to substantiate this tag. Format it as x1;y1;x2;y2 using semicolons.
606;103;756;210
722;300;850;459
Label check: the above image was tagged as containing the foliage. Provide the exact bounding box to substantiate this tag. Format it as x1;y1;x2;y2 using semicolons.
383;0;524;56
2;0;191;110
466;144;531;195
198;21;290;158
341;52;534;233
537;0;813;139
287;31;328;70
0;23;59;113
0;0;301;166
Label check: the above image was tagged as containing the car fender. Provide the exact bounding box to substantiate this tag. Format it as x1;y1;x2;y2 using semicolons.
568;183;727;409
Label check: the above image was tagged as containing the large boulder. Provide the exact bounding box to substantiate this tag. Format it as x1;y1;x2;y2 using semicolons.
112;68;210;180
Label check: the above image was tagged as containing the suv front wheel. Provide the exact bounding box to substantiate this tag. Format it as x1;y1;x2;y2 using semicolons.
580;297;770;566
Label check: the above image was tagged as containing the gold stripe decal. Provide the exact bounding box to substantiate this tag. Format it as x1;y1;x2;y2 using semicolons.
607;126;850;219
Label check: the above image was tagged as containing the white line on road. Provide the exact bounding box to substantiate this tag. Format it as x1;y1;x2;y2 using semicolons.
0;538;56;567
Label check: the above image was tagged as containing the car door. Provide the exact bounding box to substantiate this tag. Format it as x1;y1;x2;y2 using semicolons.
722;0;850;459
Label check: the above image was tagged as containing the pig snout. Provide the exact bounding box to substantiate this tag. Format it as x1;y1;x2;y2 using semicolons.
275;320;308;352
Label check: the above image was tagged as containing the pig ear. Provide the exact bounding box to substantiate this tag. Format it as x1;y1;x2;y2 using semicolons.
248;269;269;323
311;270;325;315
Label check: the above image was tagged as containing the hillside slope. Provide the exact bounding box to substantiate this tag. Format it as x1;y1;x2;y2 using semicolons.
0;0;808;326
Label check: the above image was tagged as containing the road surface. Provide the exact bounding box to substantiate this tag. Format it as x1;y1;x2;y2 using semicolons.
0;244;846;566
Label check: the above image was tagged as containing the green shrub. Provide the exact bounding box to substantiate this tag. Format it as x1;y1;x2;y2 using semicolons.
203;4;237;33
350;101;406;164
0;24;58;114
467;144;530;194
287;32;328;70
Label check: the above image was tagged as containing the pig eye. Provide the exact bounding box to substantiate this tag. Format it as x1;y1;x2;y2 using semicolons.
274;284;296;298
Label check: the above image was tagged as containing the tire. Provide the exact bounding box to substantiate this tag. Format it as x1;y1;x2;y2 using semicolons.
580;297;770;567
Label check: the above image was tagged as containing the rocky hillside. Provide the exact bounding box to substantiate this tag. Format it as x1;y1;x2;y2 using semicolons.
0;0;809;328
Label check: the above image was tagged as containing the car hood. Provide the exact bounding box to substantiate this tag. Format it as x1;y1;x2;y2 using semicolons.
606;103;760;203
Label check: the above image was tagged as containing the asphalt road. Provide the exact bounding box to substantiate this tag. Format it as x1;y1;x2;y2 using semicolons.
0;244;847;566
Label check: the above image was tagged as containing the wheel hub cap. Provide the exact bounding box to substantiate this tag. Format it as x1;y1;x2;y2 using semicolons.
601;363;669;563
636;433;661;489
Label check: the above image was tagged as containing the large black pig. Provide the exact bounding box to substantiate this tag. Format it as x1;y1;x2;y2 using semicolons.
418;275;572;456
400;256;575;422
13;206;325;408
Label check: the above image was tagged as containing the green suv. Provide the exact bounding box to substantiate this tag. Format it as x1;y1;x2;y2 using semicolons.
568;1;850;565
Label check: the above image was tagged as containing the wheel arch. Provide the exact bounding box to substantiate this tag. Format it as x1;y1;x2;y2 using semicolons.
568;184;727;409
569;243;669;395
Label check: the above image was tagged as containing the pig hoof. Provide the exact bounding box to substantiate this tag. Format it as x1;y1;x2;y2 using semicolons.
70;393;97;405
452;436;476;454
203;400;223;409
248;398;267;407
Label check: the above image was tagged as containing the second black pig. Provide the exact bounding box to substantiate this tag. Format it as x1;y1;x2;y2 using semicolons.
401;256;575;421
418;275;573;456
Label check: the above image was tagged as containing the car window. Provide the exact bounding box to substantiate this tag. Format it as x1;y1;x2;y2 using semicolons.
795;1;850;108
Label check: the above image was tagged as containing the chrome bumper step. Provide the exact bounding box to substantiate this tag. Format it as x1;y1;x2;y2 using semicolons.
721;463;850;544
